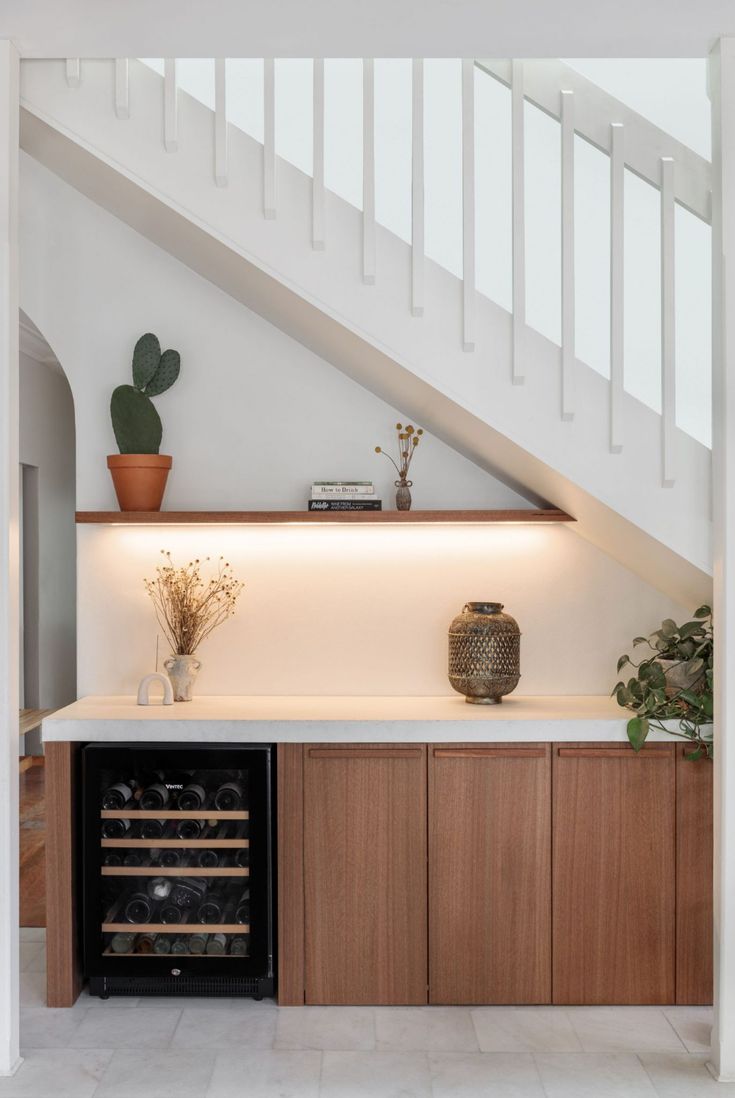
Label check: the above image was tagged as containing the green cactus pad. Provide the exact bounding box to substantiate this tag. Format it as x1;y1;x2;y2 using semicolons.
132;332;161;391
145;348;181;396
110;384;163;454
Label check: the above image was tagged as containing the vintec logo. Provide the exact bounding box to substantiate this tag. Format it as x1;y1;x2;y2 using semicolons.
166;783;184;790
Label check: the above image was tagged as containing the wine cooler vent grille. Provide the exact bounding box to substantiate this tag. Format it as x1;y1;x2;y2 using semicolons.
90;975;273;998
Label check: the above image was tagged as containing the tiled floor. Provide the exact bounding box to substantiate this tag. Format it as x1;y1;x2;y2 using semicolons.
4;929;726;1097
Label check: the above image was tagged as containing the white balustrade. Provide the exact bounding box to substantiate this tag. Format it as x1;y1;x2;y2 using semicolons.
362;58;376;284
164;59;177;152
609;121;625;454
511;60;525;383
214;59;227;186
461;58;475;351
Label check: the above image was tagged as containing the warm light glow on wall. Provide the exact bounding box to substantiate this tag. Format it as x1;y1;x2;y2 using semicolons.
76;522;686;700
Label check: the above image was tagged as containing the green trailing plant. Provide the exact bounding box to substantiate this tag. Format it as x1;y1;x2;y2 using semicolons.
110;333;181;454
612;605;713;759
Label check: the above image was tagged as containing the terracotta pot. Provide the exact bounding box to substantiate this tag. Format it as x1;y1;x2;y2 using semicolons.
107;454;172;512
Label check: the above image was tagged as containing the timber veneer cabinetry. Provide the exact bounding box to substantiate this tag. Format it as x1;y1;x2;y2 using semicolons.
278;741;712;1007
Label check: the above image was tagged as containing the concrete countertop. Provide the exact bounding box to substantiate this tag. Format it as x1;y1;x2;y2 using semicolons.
41;694;666;743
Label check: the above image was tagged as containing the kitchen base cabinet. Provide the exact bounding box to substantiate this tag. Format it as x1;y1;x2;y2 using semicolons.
303;744;428;1005
552;743;677;1005
676;748;713;1004
428;744;551;1004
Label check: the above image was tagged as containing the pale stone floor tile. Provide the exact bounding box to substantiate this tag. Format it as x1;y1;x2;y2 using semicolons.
206;1050;322;1098
95;1049;217;1098
75;989;141;1010
23;949;46;976
534;1052;659;1098
135;995;277;1011
565;1007;688;1052
0;1049;112;1098
18;973;47;1011
429;1051;545;1097
471;1007;582;1052
639;1052;735;1096
375;1007;478;1052
71;1006;183;1048
19;943;44;973
18;929;46;944
19;1007;85;1048
320;1051;432;1098
275;1007;376;1051
171;1007;277;1050
662;1007;713;1054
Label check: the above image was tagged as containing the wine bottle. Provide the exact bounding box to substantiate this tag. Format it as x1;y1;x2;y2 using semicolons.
196;893;233;924
235;888;251;924
139;781;170;811
101;817;131;840
153;935;172;954
159;902;185;925
169;878;207;910
177;772;208;812
147;876;172;901
170;936;189;955
206;933;227;955
176;818;204;840
123;891;156;923
233;847;249;868
213;778;243;812
123;852;143;868
229;936;249;957
197;849;220;869
188;932;208;954
136;933;157;954
101;780;137;810
104;852;123;867
139;818;168;840
109;932;136;954
158;848;184;868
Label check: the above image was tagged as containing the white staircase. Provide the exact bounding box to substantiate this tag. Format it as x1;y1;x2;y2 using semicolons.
18;58;713;604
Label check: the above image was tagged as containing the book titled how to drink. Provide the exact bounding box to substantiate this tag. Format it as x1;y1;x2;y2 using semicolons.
308;481;382;511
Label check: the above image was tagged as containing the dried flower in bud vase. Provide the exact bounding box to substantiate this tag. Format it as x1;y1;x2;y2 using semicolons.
375;423;424;511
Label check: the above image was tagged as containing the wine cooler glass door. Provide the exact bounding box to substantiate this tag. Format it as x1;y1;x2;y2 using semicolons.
82;743;273;985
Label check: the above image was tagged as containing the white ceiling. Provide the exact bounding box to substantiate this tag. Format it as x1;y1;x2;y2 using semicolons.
2;0;733;58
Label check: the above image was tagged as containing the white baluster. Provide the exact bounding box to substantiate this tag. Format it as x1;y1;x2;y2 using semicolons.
512;60;525;383
363;58;376;284
610;122;624;453
164;59;178;152
661;156;676;487
561;89;575;420
215;59;228;186
313;59;325;250
65;59;80;87
411;58;424;318
114;59;129;119
263;58;276;218
462;58;475;351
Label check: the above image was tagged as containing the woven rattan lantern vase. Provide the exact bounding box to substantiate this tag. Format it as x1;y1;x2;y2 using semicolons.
448;602;521;704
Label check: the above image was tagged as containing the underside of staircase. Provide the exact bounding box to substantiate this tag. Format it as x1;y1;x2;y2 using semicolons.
18;59;712;606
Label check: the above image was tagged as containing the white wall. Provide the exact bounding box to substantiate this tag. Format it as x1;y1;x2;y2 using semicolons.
15;152;694;697
19;352;76;708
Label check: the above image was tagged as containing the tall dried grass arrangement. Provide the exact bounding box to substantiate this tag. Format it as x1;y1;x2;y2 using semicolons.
144;551;244;656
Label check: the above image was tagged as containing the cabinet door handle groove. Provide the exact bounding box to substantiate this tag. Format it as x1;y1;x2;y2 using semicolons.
556;747;671;758
433;747;546;759
307;748;422;759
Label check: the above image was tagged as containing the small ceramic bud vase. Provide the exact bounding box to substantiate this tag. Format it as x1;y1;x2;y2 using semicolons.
163;654;202;702
395;478;412;511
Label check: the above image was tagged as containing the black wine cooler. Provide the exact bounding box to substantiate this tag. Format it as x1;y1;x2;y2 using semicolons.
82;743;275;998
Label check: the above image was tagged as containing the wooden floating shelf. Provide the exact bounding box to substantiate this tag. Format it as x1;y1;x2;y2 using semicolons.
102;867;249;878
101;839;249;849
100;810;248;820
76;509;574;525
102;923;249;934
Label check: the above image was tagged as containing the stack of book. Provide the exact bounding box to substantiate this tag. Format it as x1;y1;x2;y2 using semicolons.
308;481;382;511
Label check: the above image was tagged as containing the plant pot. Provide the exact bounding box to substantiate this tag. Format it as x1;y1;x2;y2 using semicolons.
163;654;202;702
656;657;706;698
107;454;172;512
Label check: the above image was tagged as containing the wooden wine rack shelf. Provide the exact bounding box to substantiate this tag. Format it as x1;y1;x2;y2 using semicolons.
101;810;249;820
101;839;249;849
101;867;249;878
102;949;246;958
102;922;249;934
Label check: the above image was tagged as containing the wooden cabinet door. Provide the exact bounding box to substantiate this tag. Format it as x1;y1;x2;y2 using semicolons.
428;744;551;1004
552;742;676;1005
303;744;428;1004
676;748;713;1004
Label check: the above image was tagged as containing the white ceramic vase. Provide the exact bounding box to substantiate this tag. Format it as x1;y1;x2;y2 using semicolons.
163;654;202;702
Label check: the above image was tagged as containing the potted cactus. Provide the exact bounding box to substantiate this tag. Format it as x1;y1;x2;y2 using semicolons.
107;333;181;511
